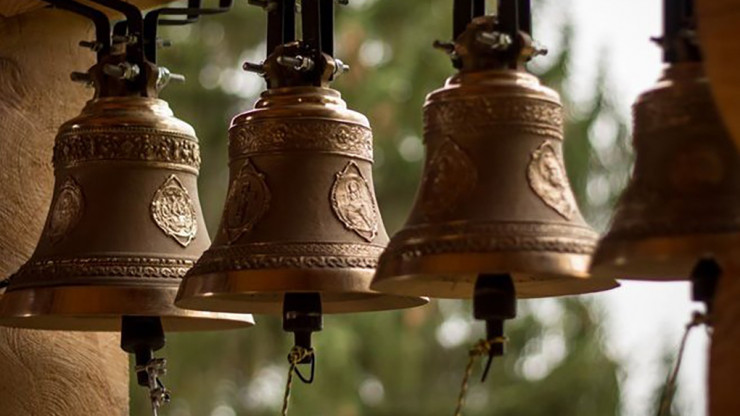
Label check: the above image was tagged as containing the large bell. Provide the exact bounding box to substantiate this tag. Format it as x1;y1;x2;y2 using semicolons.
372;15;617;300
590;62;740;280
0;58;254;331
176;43;426;315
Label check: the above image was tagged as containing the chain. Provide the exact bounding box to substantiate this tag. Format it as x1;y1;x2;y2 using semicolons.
281;346;314;416
657;311;709;416
453;337;507;416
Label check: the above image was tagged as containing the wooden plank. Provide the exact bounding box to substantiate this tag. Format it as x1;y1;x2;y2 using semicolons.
697;0;740;149
697;2;740;414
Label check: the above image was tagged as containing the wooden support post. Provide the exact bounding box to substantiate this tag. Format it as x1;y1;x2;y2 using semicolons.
0;7;129;416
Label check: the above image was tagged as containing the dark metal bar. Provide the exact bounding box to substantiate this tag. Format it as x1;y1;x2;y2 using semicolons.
302;0;322;53
90;0;145;65
143;0;233;63
518;0;532;36
663;0;681;62
453;0;473;40
319;0;334;56
267;0;296;55
498;0;519;39
472;0;485;19
42;0;111;60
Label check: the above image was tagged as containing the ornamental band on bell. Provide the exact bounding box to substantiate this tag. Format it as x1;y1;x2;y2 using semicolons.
527;140;578;220
331;161;379;242
150;174;198;247
224;158;271;244
47;176;85;244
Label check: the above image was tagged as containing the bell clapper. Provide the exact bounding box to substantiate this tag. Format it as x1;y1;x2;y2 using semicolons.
120;316;171;416
454;275;516;416
280;293;322;415
657;258;721;416
282;293;323;384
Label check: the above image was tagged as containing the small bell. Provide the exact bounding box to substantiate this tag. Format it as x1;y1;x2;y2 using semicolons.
590;0;738;281
371;12;617;301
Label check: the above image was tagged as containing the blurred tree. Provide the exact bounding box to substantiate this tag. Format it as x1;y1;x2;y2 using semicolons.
131;1;631;415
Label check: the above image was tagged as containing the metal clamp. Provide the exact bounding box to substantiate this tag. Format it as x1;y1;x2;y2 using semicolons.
135;357;172;416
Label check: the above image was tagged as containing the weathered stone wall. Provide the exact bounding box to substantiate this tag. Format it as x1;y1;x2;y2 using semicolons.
0;7;129;416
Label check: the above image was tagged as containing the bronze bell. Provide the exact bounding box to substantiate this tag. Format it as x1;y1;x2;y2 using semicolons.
372;14;617;300
0;56;254;331
176;42;427;315
590;67;740;280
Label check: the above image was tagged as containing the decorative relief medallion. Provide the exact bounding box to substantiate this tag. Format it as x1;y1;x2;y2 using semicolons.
54;127;201;170
330;161;379;242
151;175;198;247
230;120;374;161
224;159;271;244
425;98;563;140
418;138;477;220
527;141;578;220
189;243;384;275
47;177;84;243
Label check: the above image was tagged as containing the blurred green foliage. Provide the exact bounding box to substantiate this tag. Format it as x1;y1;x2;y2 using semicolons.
131;1;632;415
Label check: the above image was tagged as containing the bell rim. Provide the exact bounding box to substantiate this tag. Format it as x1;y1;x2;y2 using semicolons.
372;251;617;299
175;268;428;315
590;233;739;281
0;285;255;332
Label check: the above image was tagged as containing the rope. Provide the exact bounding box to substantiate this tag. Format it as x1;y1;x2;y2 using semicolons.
657;312;709;416
281;346;314;416
453;337;506;416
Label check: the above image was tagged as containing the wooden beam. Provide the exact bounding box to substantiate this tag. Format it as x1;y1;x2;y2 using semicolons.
0;7;129;415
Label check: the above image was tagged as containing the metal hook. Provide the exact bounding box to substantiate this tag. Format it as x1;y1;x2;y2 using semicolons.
480;352;494;383
42;0;111;60
143;0;234;63
293;353;316;384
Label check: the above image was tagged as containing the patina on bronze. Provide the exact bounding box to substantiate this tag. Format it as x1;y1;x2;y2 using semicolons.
0;38;254;333
176;41;426;315
372;13;617;300
591;11;739;281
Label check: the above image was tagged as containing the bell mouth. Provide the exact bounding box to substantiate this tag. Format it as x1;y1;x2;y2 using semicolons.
590;233;739;281
0;285;255;332
372;251;618;300
175;268;428;315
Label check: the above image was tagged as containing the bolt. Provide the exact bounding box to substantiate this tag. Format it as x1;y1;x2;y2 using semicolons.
476;31;513;51
103;62;141;80
112;34;138;45
70;71;93;87
433;40;456;54
333;58;350;78
78;40;103;52
277;55;314;72
156;67;186;91
156;38;173;48
243;61;266;75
